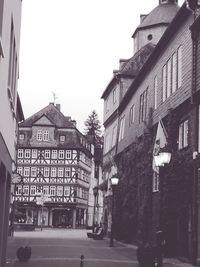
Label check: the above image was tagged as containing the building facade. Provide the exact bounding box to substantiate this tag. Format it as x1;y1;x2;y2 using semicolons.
14;103;95;229
0;1;23;266
101;0;200;264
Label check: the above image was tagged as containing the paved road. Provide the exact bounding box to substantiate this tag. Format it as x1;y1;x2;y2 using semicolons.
6;228;138;267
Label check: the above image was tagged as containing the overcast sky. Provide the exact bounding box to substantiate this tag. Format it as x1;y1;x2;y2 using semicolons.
18;0;184;133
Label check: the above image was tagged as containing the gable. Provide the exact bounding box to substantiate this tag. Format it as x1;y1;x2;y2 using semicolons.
33;115;54;126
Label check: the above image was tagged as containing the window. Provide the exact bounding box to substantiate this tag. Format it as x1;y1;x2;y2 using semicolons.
37;130;43;141
31;167;37;177
25;149;31;158
172;52;177;93
30;186;36;196
43;130;49;141
32;149;37;158
60;135;65;142
51;167;57;177
19;134;24;140
65;167;71;177
23;185;29;196
24;167;30;177
45;150;50;159
43;186;49;196
177;45;182;89
104;134;110;153
64;186;70;196
152;172;159;192
113;86;117;104
167;58;172;98
50;186;56;196
178;120;189;149
57;186;63;196
59;150;64;159
119;116;125;141
66;150;71;159
58;168;64;177
52;150;57;159
129;104;135;125
162;65;167;102
17;167;23;176
18;149;23;158
105;98;109;114
154;77;158;110
44;167;49;177
111;125;117;147
16;185;22;195
139;89;148;123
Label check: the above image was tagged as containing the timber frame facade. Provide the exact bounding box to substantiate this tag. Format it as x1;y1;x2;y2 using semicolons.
14;103;94;229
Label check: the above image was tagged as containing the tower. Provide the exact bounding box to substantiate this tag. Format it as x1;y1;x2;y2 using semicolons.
132;0;179;53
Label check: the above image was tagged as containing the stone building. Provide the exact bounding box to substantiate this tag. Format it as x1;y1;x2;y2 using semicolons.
0;1;23;266
101;0;200;264
14;103;95;229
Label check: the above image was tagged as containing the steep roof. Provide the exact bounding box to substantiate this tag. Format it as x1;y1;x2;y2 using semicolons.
101;43;155;99
132;3;180;37
19;103;75;128
120;43;156;76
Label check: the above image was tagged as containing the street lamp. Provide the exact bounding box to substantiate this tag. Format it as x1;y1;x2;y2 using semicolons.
93;186;98;232
110;176;119;247
154;148;171;267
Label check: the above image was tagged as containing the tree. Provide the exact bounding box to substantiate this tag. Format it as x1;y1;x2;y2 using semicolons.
84;110;102;145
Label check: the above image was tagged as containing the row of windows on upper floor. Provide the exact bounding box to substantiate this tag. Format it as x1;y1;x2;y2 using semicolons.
19;130;93;152
104;46;183;154
17;149;73;160
17;166;89;181
15;185;88;199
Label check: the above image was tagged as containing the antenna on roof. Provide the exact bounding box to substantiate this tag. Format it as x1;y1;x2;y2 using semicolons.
52;92;58;105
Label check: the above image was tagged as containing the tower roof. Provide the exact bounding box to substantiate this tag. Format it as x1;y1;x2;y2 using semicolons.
132;2;180;37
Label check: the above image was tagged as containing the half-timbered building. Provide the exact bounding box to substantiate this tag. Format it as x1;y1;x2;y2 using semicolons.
14;103;94;229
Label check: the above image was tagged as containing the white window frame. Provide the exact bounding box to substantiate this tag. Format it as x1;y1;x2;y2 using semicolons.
57;186;63;196
44;167;49;177
129;104;135;125
16;185;22;195
60;135;65;142
24;167;30;177
32;149;37;159
51;167;57;177
119;116;125;141
30;186;36;196
111;125;117;148
43;130;49;141
178;119;189;149
17;167;23;176
66;150;71;159
154;76;158;110
50;186;56;196
37;130;43;141
23;185;29;196
65;167;71;177
25;149;31;158
64;186;70;196
43;186;49;196
45;150;50;159
18;149;23;158
31;167;37;177
172;52;177;93
162;65;167;102
177;45;182;89
58;167;64;177
59;150;64;159
52;150;57;159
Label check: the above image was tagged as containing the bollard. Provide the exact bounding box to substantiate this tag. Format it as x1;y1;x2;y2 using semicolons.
80;254;84;267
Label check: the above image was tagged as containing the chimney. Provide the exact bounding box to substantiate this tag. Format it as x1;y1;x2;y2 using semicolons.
140;14;147;23
119;59;127;70
56;104;60;111
71;120;77;127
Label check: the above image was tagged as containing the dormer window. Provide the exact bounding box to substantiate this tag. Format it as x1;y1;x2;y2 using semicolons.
43;130;49;141
37;130;43;141
19;134;24;140
60;135;65;142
